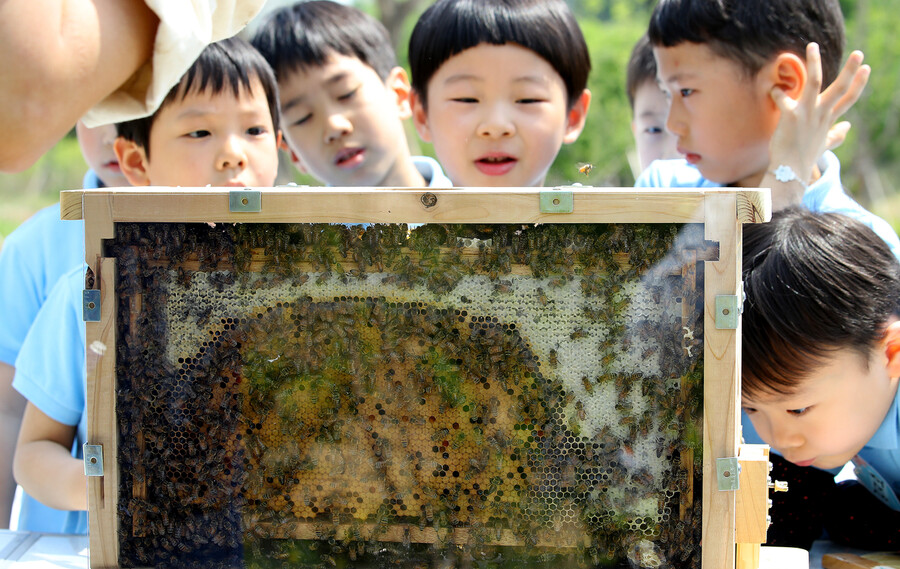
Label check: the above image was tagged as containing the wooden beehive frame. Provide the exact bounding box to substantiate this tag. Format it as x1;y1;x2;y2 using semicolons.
61;187;770;569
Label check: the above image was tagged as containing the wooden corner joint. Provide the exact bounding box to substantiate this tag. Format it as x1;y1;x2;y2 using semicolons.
735;444;771;545
735;191;772;224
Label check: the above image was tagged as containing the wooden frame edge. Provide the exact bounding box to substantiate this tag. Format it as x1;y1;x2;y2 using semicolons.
87;258;119;568
702;193;743;569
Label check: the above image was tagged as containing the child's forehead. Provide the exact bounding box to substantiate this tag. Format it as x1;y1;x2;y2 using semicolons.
743;385;807;406
162;78;271;118
634;80;666;101
744;348;877;405
437;42;558;80
454;41;544;61
652;42;752;83
284;53;382;87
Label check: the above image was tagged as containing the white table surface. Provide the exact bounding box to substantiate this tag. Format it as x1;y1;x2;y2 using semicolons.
0;532;88;568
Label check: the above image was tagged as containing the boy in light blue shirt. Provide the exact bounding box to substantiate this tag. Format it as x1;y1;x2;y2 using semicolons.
252;1;451;188
636;0;900;258
741;208;900;549
12;37;281;535
0;120;128;531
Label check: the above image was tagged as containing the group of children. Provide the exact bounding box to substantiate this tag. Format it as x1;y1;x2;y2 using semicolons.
0;0;897;551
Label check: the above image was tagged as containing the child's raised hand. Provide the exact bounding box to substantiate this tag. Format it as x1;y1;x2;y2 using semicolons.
764;42;870;210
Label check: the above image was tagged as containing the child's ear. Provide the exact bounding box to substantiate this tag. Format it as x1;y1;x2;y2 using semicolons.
769;52;808;101
563;89;592;144
114;137;151;186
883;319;900;378
278;135;309;174
386;66;414;120
409;89;433;143
288;147;308;174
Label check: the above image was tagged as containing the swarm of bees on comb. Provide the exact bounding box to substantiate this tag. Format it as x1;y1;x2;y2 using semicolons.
109;221;709;568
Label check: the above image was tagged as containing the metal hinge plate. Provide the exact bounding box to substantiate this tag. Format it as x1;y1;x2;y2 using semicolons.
82;290;101;322
715;295;740;329
539;190;573;213
716;457;741;491
229;189;261;212
83;444;104;476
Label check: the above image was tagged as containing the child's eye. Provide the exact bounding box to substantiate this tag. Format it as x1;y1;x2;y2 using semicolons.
247;126;267;136
679;88;694;97
787;407;810;416
292;114;312;127
337;87;359;101
187;130;211;138
741;406;758;415
645;126;664;135
516;98;544;104
451;97;478;103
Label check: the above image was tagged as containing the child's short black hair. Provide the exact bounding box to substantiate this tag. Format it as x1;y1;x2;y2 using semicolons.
626;34;657;111
742;207;900;399
251;0;397;83
409;0;590;111
116;37;281;157
648;0;845;88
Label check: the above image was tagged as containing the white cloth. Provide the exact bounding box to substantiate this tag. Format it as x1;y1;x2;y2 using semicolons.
82;0;265;127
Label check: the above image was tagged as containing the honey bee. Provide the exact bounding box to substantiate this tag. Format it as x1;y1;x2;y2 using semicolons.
431;427;450;442
577;162;594;176
548;348;558;368
581;375;594;395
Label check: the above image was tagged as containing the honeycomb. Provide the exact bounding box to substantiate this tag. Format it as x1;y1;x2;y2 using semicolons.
109;222;707;568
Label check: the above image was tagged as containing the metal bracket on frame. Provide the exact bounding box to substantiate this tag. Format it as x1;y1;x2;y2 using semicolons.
539;189;574;213
83;444;104;476
83;289;101;322
716;457;741;491
715;295;741;329
229;189;261;213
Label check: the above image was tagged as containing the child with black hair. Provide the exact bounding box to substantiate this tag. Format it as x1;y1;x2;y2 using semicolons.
626;33;678;174
11;37;281;535
407;0;591;187
114;36;281;188
252;0;450;188
741;207;900;549
636;0;900;258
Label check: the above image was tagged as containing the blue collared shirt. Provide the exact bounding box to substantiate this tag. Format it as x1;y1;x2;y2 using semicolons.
635;152;900;261
13;266;88;535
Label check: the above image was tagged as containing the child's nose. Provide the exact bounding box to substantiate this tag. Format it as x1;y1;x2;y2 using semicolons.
217;136;247;170
477;105;515;139
665;99;687;138
101;125;118;145
324;112;352;144
770;424;804;451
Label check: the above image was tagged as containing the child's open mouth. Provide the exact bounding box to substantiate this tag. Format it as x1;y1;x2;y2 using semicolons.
335;147;365;168
475;154;517;176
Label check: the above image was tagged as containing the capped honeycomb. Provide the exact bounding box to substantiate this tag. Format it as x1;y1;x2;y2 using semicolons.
109;222;709;568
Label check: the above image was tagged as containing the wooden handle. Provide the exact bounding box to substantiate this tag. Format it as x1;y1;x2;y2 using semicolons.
822;553;881;569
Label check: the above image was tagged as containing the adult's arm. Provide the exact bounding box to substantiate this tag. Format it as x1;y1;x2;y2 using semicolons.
0;0;159;172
